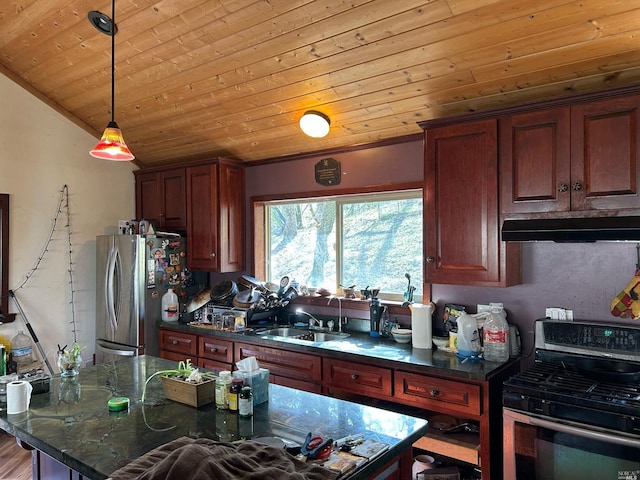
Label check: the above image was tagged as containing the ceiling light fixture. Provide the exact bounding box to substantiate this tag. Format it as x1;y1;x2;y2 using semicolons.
299;110;331;138
88;2;134;161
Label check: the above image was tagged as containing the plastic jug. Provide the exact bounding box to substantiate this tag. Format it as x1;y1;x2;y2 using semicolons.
161;288;179;322
456;312;481;357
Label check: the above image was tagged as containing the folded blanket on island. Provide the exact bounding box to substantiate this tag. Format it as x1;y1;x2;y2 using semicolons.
108;436;338;480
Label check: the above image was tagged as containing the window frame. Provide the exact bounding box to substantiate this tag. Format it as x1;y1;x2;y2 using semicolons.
252;183;423;301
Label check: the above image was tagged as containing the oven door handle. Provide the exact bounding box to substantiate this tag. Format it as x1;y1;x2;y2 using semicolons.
526;413;640;448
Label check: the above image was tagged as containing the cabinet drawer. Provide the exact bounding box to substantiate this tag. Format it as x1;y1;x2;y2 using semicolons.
159;330;197;357
324;359;392;399
198;336;233;364
198;357;231;373
395;371;480;416
235;343;321;382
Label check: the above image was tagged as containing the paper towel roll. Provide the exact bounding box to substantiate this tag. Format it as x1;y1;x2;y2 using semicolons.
7;380;33;414
411;303;433;349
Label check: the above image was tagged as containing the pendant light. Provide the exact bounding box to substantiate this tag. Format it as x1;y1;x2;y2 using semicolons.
299;110;331;138
88;1;134;161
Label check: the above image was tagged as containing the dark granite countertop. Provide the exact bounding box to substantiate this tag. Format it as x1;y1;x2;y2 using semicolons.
0;356;428;480
160;320;517;382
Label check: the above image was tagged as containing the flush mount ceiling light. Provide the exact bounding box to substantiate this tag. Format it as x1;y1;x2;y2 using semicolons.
88;1;134;161
299;110;331;138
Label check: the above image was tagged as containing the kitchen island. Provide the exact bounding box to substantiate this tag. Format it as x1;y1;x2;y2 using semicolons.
0;355;428;480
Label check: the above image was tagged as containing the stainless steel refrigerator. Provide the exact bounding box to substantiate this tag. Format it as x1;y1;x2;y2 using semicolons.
95;234;189;364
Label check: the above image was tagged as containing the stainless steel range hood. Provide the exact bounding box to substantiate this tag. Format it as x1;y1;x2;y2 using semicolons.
501;216;640;242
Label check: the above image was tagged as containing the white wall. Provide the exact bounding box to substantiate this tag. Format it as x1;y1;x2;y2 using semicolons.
0;74;135;370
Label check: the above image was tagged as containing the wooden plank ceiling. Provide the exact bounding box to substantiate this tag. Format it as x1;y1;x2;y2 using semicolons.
2;0;640;168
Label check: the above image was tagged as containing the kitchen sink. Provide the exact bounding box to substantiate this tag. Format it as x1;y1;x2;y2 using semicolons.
258;327;349;343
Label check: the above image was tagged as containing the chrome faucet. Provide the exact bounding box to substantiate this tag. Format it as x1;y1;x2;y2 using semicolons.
296;309;324;330
327;295;346;332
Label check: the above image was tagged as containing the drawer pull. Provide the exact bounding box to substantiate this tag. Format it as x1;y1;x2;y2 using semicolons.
426;256;435;263
209;347;217;353
430;389;440;397
351;374;359;380
171;340;178;345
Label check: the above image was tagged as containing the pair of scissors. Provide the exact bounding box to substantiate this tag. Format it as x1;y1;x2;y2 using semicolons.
299;432;333;461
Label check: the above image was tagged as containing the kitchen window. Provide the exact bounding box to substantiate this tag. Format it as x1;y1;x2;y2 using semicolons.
258;190;423;301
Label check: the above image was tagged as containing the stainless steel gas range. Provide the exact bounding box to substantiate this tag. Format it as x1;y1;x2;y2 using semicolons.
503;319;640;480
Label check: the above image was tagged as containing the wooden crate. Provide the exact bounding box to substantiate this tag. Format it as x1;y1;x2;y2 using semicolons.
160;375;215;407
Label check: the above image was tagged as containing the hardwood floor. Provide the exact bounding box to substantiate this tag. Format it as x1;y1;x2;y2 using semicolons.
0;432;32;480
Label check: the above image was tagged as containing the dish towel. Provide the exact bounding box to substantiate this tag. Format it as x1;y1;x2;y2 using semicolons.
108;436;338;480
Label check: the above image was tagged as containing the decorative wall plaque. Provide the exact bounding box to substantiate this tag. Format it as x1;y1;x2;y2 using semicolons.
314;157;341;186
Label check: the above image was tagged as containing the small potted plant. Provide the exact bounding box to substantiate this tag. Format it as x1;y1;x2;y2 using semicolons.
142;359;216;408
57;343;85;377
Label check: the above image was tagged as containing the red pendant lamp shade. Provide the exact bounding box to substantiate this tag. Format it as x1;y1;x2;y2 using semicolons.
90;121;134;161
89;1;134;161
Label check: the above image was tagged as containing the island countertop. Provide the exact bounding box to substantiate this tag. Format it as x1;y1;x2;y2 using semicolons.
0;356;428;480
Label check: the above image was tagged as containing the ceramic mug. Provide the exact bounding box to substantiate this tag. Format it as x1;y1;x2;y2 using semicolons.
412;454;435;479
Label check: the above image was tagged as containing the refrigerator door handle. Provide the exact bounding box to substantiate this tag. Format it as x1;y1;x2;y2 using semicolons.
105;244;119;335
96;339;138;357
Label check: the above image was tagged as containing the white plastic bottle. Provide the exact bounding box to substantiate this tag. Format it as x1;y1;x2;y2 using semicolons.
11;330;34;368
483;305;510;362
161;288;179;322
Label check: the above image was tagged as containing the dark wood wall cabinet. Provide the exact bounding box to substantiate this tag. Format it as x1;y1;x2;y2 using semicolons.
420;86;640;286
159;326;519;480
423;119;521;287
135;168;187;230
501;95;640;215
135;158;245;272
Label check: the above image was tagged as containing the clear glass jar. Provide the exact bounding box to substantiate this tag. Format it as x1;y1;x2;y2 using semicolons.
215;371;232;409
57;351;82;377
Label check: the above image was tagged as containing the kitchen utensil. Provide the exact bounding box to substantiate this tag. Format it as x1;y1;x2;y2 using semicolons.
185;288;212;314
576;357;640;384
392;329;412;344
298;432;333;461
210;280;238;305
233;288;260;309
277;275;290;296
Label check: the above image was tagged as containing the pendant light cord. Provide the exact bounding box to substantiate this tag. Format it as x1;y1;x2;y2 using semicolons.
110;0;116;123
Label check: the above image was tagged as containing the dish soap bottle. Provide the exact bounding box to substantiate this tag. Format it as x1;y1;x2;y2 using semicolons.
11;330;33;368
161;288;179;322
483;304;510;362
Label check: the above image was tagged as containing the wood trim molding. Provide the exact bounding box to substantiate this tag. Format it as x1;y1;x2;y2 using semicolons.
418;82;640;130
0;193;15;322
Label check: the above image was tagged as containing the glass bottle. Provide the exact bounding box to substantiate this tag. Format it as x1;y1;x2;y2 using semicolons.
215;371;232;410
239;386;253;417
228;377;243;412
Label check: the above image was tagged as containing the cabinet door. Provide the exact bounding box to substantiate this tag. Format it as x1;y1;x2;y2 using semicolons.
136;172;162;226
425;119;517;286
571;95;640;211
218;162;245;272
135;169;186;229
186;164;220;270
160;169;186;229
500;108;571;213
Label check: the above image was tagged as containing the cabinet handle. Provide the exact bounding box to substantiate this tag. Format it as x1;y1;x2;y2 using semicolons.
351;373;359;380
209;347;217;353
426;256;435;263
430;389;439;397
571;182;582;191
558;184;568;192
159;213;165;217
171;340;178;345
210;253;216;258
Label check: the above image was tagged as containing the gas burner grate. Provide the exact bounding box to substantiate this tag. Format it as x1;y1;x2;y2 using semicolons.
506;362;640;409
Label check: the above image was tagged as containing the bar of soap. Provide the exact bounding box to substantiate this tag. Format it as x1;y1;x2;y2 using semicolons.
108;397;130;412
